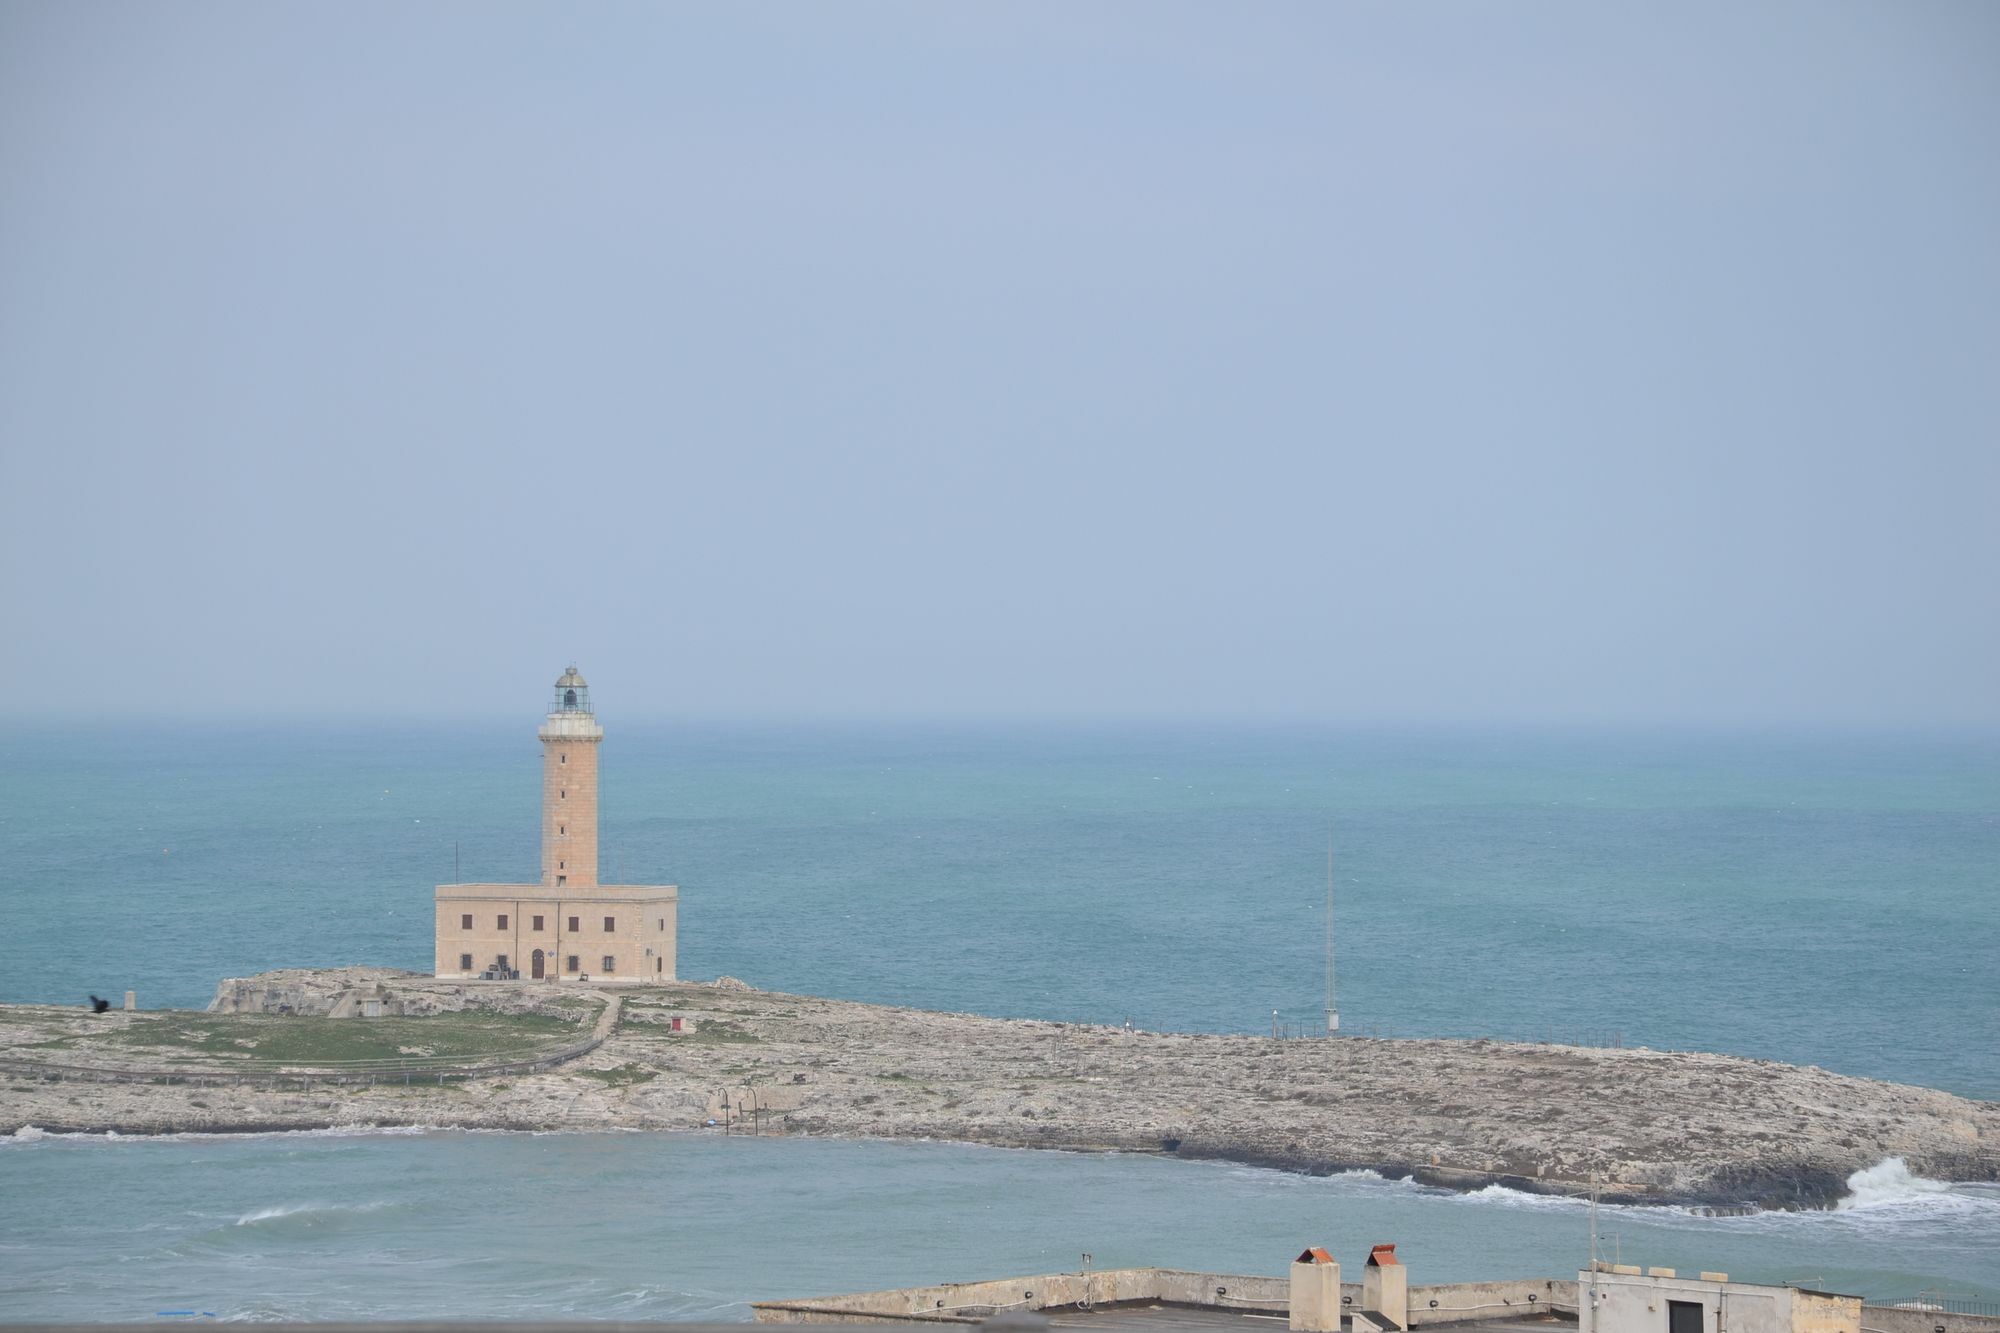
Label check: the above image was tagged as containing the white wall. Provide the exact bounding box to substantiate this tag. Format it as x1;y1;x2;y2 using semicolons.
1581;1271;1792;1333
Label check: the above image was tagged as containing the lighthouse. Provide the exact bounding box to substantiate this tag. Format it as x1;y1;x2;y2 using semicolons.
434;668;678;983
540;666;601;891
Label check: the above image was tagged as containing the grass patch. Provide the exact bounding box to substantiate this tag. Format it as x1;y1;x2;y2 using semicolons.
87;1011;583;1067
577;1063;658;1088
0;1008;71;1026
684;1020;762;1045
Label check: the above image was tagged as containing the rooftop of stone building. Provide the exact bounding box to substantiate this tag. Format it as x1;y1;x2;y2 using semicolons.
1035;1307;1576;1333
751;1264;1578;1331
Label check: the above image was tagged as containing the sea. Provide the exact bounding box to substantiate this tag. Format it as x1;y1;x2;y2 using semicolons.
2;721;1997;1320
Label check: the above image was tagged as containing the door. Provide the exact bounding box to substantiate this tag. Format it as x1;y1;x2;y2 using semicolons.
1668;1300;1704;1333
531;948;545;980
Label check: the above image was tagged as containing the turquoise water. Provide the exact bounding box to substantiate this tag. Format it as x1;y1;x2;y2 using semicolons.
2;723;1997;1319
2;1130;1997;1321
5;723;1996;1092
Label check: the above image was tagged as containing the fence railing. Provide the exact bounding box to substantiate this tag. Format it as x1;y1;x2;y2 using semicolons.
1885;1297;2000;1318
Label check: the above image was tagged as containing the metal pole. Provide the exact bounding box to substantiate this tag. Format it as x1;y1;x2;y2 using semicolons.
1324;834;1339;1035
1586;1174;1600;1333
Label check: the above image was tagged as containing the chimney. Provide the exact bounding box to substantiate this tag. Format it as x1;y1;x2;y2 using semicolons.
1363;1244;1407;1330
1290;1247;1341;1332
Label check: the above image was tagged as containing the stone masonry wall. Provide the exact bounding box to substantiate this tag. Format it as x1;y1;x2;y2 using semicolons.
541;733;600;888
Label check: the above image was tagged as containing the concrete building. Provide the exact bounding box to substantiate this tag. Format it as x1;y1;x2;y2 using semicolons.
1579;1267;1861;1333
433;667;677;983
751;1251;1980;1333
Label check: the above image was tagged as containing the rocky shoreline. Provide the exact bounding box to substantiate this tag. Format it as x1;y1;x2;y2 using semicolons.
5;968;1995;1212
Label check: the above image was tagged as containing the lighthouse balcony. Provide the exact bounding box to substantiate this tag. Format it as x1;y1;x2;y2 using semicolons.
537;713;604;741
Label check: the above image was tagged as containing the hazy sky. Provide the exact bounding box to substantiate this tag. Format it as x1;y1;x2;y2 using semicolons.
3;4;1996;724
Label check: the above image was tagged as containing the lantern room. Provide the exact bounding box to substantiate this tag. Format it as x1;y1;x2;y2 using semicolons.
551;665;591;715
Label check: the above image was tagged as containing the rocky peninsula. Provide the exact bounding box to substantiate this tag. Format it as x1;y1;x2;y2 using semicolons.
4;968;1994;1212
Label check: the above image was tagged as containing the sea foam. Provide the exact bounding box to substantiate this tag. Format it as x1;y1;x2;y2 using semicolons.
1836;1157;1954;1211
232;1199;396;1227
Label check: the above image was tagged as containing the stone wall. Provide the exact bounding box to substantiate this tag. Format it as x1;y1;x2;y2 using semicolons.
208;968;423;1015
751;1268;1577;1327
1409;1279;1577;1326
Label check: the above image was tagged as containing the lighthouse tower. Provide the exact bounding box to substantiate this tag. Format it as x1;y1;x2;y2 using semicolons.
434;668;678;983
540;666;602;891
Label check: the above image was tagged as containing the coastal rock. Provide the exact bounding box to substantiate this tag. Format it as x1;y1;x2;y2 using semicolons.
4;968;1996;1211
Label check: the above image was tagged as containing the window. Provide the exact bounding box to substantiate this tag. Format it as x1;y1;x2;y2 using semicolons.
656;957;662;973
559;824;565;835
559;860;564;870
532;915;544;931
566;955;579;972
603;916;615;932
560;789;566;799
460;914;472;930
497;914;509;930
557;875;567;887
602;955;615;973
497;954;509;971
560;752;566;764
459;953;473;971
568;915;579;932
658;918;665;930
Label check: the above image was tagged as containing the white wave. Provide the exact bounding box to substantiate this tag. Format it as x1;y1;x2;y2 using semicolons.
233;1199;394;1227
1458;1182;1591;1212
1298;1157;2000;1228
1837;1158;1954;1212
4;1123;461;1148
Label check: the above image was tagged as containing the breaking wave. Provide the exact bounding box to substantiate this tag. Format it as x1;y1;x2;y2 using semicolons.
5;1124;459;1148
233;1199;397;1228
1459;1182;1589;1212
1837;1158;1960;1212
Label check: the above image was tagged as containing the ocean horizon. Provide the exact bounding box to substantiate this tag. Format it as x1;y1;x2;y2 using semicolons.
4;720;1997;1318
4;719;1995;1093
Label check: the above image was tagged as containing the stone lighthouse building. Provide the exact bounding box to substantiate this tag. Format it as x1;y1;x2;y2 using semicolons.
433;668;677;983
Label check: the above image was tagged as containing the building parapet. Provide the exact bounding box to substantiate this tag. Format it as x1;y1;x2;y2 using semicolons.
537;713;603;741
754;1267;1578;1328
434;883;678;901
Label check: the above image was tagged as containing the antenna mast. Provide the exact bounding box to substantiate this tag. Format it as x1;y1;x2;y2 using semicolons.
1324;835;1339;1034
1587;1174;1601;1331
